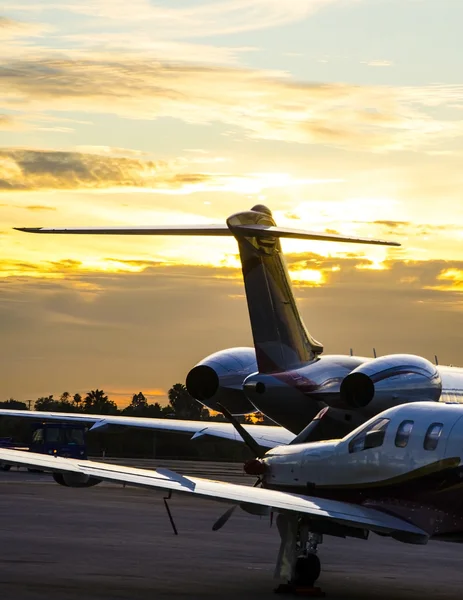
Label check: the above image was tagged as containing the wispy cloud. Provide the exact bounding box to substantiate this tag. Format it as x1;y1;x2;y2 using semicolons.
0;148;212;192
0;112;90;133
0;147;341;193
361;60;393;67
0;15;49;39
0;114;21;130
2;57;463;152
24;205;57;211
3;0;339;37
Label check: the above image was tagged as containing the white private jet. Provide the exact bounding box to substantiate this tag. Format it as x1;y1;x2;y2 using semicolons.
7;204;463;445
1;401;463;591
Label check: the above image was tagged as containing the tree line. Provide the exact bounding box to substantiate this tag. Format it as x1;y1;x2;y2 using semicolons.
0;384;271;424
0;385;273;461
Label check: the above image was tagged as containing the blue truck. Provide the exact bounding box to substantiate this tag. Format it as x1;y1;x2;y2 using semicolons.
0;423;87;471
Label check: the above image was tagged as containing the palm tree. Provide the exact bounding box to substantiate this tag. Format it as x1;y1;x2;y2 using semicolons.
83;389;118;415
131;392;147;409
35;395;55;411
167;383;203;420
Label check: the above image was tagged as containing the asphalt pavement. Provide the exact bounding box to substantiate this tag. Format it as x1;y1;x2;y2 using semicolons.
0;467;462;599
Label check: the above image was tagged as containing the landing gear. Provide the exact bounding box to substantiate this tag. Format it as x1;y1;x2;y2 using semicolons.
294;553;321;587
274;515;324;596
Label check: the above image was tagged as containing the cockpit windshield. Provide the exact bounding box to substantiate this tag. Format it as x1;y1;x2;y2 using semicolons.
348;418;390;453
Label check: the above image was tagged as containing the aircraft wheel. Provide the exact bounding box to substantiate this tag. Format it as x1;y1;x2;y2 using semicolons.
0;464;11;472
294;554;321;587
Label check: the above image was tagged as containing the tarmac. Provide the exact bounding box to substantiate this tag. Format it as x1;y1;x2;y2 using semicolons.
1;467;463;600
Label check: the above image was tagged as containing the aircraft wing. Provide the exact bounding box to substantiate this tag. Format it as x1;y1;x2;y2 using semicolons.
0;448;427;544
0;409;295;448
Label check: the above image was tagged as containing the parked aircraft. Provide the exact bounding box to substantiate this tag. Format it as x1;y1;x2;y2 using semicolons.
1;401;462;590
11;205;463;440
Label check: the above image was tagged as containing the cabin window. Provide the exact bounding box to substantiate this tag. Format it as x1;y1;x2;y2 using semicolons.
423;423;443;451
395;420;414;448
65;428;85;445
45;428;61;443
32;428;44;444
348;418;390;453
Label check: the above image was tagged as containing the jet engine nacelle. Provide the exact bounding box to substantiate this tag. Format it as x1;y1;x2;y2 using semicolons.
185;347;258;414
52;472;102;488
340;354;442;413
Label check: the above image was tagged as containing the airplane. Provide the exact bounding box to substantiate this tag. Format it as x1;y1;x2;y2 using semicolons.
1;400;462;591
6;204;463;443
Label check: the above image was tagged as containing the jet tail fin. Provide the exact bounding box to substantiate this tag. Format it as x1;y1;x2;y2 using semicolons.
227;205;397;372
228;206;324;372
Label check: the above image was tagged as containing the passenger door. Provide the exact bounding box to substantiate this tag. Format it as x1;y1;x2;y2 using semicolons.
443;415;463;461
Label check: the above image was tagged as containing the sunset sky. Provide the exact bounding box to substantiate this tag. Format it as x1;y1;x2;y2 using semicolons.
1;0;463;407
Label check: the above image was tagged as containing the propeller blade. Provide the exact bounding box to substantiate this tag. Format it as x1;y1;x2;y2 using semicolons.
211;478;262;532
289;407;329;445
212;505;237;531
290;406;363;444
216;403;265;458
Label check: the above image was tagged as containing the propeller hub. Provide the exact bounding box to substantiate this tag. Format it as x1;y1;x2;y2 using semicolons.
244;458;266;476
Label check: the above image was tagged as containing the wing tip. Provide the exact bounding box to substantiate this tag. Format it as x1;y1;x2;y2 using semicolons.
14;227;43;233
376;240;401;247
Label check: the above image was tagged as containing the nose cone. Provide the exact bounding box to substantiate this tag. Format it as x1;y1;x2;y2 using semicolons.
301;441;337;460
263;441;338;488
244;458;266;476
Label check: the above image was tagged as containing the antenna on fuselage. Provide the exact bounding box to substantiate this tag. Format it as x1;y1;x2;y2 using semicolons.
373;348;377;358
350;348;353;356
435;355;439;365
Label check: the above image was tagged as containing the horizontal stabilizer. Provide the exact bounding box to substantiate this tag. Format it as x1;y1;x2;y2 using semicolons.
15;224;399;246
14;224;231;236
239;225;400;246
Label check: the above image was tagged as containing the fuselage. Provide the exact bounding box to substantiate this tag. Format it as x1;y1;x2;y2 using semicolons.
439;365;463;402
243;354;463;433
262;402;463;540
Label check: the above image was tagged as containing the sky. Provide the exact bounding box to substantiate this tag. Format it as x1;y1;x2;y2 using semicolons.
1;0;463;407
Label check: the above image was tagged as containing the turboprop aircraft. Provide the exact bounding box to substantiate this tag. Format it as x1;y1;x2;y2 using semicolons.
8;204;463;441
1;401;463;591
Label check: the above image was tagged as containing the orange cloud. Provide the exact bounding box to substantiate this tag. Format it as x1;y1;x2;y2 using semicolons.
25;205;57;211
105;387;168;408
0;149;212;192
2;257;463;405
0;148;341;193
435;268;463;291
